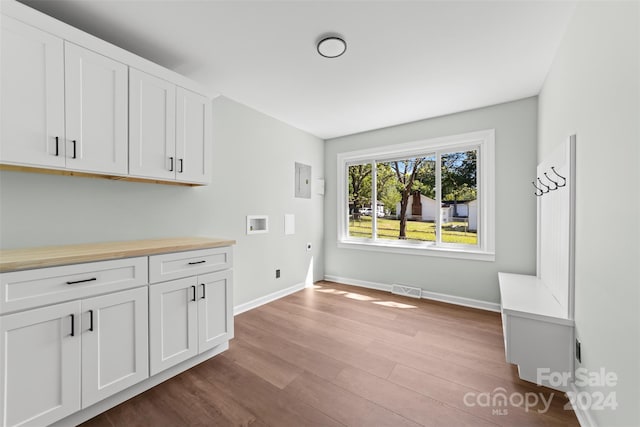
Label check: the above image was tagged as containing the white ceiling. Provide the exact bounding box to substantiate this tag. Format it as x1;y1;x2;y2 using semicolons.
18;0;576;140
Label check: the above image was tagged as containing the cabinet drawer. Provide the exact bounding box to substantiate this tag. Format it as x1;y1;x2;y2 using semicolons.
0;257;148;314
149;247;232;284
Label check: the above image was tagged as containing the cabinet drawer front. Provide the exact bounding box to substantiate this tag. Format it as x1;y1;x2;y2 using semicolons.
0;257;148;314
149;247;232;283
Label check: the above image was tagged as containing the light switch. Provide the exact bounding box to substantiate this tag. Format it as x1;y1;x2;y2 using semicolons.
284;214;295;235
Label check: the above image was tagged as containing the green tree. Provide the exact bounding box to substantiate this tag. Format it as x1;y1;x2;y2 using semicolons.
441;150;477;216
391;158;426;239
376;163;400;215
414;157;436;199
348;164;372;213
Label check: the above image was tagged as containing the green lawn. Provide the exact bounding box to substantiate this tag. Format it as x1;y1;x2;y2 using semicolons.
349;217;477;245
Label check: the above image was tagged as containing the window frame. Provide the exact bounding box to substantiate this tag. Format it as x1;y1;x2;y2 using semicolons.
337;129;495;261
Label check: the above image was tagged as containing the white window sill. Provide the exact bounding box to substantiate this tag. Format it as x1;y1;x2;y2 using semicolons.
337;239;495;262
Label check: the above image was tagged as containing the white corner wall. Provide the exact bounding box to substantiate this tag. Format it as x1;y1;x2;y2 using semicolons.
0;96;325;308
538;2;640;426
324;97;538;304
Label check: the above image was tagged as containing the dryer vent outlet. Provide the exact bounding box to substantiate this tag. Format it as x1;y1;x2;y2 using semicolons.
391;284;422;299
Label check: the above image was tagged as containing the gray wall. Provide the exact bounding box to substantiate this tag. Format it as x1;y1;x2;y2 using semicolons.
0;96;325;307
324;97;538;304
538;2;639;425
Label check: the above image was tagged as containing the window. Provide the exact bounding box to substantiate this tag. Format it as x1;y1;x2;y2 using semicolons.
337;129;495;261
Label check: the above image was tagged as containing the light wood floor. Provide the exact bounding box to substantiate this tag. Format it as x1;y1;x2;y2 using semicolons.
82;281;579;426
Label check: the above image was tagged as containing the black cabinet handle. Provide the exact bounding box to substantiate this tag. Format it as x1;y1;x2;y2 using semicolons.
66;277;97;285
169;157;174;172
188;260;206;265
191;285;197;302
201;283;206;299
72;140;77;159
70;314;75;337
178;158;184;173
55;136;59;156
89;309;94;332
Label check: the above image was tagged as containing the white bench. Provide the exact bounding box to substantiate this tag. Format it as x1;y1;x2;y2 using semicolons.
499;272;574;391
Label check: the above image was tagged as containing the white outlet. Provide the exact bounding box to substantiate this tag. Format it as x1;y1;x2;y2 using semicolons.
306;242;312;251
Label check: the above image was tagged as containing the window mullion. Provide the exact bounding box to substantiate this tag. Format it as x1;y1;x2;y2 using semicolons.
371;160;377;241
435;151;442;245
476;146;482;249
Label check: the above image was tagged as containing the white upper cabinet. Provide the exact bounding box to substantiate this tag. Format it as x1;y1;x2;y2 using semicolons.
1;3;214;185
0;18;128;175
0;16;65;168
64;42;128;175
129;68;177;181
176;87;212;184
130;70;212;184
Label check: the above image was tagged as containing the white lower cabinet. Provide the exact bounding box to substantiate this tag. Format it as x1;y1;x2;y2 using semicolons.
0;242;233;426
149;277;198;375
198;271;234;352
0;287;148;427
150;270;233;376
0;301;81;427
81;287;149;408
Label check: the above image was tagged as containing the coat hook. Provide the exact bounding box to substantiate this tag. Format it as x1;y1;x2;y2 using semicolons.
531;181;544;197
543;172;559;190
550;166;566;187
537;177;550;193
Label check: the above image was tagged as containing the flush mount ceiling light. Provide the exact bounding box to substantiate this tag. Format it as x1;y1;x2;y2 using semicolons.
317;36;347;58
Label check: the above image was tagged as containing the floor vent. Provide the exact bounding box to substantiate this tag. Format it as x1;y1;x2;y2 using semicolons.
391;284;422;299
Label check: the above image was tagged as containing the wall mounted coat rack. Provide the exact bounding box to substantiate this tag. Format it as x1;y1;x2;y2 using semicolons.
532;166;567;196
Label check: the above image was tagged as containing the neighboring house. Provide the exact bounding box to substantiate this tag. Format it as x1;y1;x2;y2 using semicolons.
395;192;439;221
396;192;477;229
468;199;478;231
442;201;469;217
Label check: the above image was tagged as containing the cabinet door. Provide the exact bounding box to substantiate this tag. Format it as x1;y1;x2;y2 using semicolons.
129;68;176;180
149;277;198;375
0;301;81;427
198;270;234;353
65;42;128;175
175;87;212;184
0;16;65;168
81;287;149;408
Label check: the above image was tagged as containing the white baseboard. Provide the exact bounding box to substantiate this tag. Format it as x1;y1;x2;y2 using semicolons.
234;282;306;315
323;275;500;312
569;383;598;427
324;275;392;292
420;289;500;312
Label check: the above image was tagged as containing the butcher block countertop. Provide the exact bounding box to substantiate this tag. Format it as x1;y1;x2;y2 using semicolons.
0;237;236;272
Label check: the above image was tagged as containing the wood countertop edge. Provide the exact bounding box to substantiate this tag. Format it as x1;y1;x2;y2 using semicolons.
0;238;236;273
